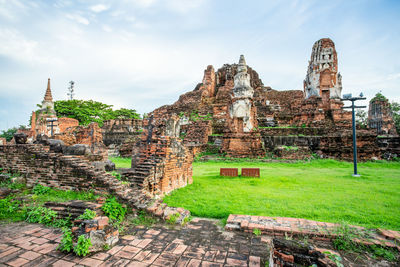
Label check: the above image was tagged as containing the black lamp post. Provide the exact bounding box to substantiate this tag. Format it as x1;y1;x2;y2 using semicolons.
46;118;58;137
341;93;366;177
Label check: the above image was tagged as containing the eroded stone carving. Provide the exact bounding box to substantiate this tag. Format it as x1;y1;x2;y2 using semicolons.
230;55;255;133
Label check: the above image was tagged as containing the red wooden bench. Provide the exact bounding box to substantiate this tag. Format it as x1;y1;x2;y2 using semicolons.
241;168;260;177
220;168;239;177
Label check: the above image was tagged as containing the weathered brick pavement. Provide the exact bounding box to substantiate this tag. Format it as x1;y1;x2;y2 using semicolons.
0;218;269;267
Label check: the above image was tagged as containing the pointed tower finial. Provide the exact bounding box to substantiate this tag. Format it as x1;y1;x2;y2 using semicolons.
238;55;247;73
239;55;246;65
44;78;53;102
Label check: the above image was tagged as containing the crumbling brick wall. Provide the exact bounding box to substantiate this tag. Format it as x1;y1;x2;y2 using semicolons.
57;117;79;133
54;122;108;161
0;144;123;194
368;98;398;135
0;143;191;223
181;120;211;146
101;119;143;146
125;116;193;197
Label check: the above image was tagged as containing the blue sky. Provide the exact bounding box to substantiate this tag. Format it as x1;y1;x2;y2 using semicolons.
1;0;400;131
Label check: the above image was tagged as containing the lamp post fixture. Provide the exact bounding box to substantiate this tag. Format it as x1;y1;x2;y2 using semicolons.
341;93;366;177
46;118;58;138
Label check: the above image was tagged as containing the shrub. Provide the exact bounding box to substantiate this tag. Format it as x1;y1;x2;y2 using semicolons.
58;227;73;252
102;197;126;223
33;184;51;195
77;209;96;220
0;197;21;219
73;235;92;256
25;206;58;226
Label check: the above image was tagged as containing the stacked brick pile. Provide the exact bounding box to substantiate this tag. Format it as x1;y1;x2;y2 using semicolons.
44;200;103;220
72;216;119;252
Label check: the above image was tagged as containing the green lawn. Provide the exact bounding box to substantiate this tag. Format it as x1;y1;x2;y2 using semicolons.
163;159;400;231
110;157;131;168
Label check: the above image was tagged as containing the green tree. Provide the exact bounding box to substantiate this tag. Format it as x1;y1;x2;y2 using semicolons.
355;109;367;128
0;127;18;142
54;100;140;127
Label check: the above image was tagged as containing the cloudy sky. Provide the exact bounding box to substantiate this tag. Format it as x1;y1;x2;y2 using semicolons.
1;0;399;131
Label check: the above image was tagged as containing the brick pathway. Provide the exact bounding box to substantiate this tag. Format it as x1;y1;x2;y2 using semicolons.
0;218;269;266
225;215;400;250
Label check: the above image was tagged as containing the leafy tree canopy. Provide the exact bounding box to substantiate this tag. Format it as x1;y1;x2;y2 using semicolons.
54;100;140;127
0;127;18;142
0;125;27;142
355;109;367;128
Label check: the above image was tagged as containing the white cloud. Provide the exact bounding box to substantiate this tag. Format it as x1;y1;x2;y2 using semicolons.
133;0;157;8
102;25;112;32
66;13;90;25
165;0;207;14
90;4;109;13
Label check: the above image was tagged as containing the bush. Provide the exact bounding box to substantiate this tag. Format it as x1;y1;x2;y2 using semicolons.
77;209;96;220
58;227;73;252
73;235;92;256
25;206;58;226
0;197;21;220
33;184;51;195
102;197;126;223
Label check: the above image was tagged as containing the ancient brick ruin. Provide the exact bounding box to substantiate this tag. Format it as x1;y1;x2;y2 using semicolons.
0;143;190;222
122;115;193;197
368;94;397;135
148;38;396;160
101;119;143;157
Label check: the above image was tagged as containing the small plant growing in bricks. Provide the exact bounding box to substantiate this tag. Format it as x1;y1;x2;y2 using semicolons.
77;209;96;220
323;251;344;267
110;171;121;181
25;206;58;226
132;210;157;227
166;212;180;225
102;197;126;223
332;224;398;261
253;228;261;236
33;184;51;195
73;235;92;257
58;227;73;253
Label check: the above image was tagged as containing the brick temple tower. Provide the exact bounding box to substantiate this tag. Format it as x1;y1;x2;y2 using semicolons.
304;38;343;101
41;78;56;113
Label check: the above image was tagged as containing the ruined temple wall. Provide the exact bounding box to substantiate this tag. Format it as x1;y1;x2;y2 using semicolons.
319;131;381;160
58;117;80;133
159;138;193;195
181;120;211;145
128;116;194;197
368;99;397;135
54;122;107;161
101;119;143;145
0;144;113;192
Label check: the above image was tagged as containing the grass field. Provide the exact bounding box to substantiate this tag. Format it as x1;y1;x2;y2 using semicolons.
162;159;400;230
110;157;131;168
